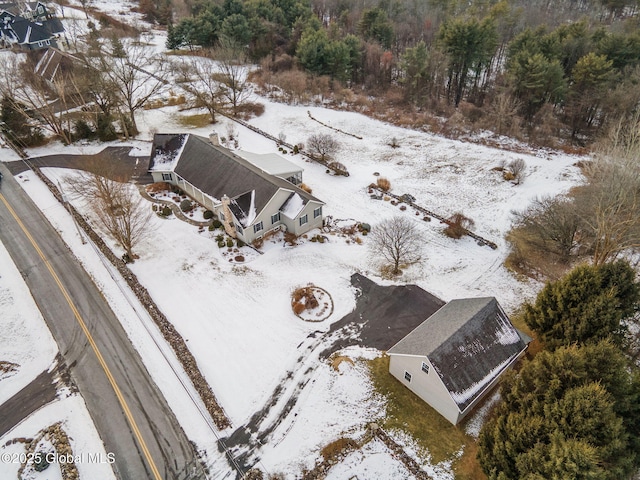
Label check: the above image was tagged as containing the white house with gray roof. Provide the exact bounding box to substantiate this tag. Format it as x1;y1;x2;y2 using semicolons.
387;297;529;425
148;133;325;244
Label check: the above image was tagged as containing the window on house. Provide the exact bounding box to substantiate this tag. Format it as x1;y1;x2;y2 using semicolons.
271;212;280;224
162;173;172;181
404;371;412;382
253;221;263;233
236;224;243;234
219;212;225;221
313;206;322;218
299;214;308;226
421;362;429;374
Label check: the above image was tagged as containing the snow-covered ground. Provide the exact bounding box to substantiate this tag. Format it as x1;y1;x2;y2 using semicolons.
0;2;588;475
0;237;115;480
0;240;57;405
8;95;585;477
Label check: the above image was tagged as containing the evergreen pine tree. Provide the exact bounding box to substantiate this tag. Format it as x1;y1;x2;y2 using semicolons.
478;342;640;479
523;260;639;349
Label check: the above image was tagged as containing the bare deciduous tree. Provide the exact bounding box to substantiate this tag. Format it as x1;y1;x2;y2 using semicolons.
512;196;582;261
369;216;422;275
0;54;78;144
486;91;521;136
215;39;250;114
65;167;153;261
175;51;224;124
307;133;339;162
582;114;640;265
506;158;527;185
85;37;169;136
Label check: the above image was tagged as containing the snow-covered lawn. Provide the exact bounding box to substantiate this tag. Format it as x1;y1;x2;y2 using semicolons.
7;90;587;476
0;13;588;473
0;240;57;405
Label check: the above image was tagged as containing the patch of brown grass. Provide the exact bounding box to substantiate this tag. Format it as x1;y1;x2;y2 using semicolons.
146;182;172;193
177;113;212;128
330;355;354;372
235;102;265;119
504;228;573;281
453;439;487;480
367;355;472;464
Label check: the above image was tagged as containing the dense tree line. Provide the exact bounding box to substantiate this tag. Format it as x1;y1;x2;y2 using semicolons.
163;0;640;143
478;261;640;479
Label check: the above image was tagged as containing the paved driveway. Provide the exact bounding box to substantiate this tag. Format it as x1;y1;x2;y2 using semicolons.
5;147;152;184
325;273;446;355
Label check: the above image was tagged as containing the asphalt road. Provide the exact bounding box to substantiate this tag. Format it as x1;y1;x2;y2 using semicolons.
0;369;57;437
0;163;204;480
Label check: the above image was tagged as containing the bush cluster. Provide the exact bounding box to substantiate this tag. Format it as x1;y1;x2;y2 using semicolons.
376;177;391;191
180;198;193;212
443;212;474;239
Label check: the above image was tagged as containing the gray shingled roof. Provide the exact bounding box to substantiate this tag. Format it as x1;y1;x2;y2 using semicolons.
149;134;322;226
9;16;51;44
388;297;528;412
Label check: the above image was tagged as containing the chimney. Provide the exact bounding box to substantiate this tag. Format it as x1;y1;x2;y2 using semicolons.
209;131;220;146
220;195;237;238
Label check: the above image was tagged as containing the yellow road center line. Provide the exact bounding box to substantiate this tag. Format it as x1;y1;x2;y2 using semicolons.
0;193;163;480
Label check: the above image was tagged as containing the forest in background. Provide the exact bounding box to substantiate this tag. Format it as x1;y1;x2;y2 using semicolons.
136;0;640;147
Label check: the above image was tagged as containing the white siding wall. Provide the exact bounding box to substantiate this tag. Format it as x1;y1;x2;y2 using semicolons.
150;172;166;183
150;171;217;211
292;201;324;236
388;354;461;425
149;174;324;239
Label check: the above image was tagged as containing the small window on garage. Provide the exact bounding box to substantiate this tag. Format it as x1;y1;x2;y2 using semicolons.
404;371;412;382
421;362;429;374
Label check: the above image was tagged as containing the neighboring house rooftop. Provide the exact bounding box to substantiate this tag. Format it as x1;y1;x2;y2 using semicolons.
388;297;529;411
149;133;322;227
0;1;62;49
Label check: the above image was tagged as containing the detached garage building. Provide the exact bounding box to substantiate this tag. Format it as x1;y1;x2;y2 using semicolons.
387;297;530;425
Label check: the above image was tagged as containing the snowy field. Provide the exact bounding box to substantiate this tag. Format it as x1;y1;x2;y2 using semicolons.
11;96;586;477
0;1;589;476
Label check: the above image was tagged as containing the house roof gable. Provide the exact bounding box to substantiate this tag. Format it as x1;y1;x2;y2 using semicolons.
9;15;50;43
388;297;528;412
149;134;323;226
